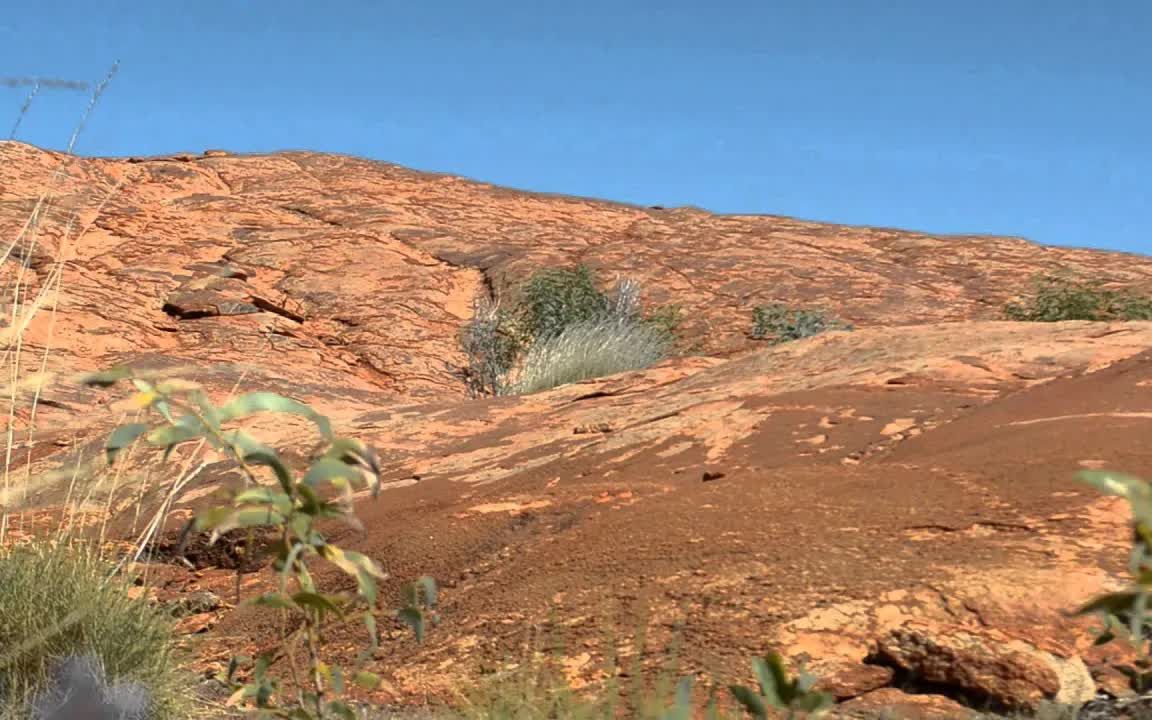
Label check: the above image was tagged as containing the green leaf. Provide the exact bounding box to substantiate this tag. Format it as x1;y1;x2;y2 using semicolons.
353;670;381;690
324;438;382;483
321;546;385;603
397;606;426;642
80;366;133;388
232;488;294;517
1075;591;1144;617
329;664;345;696
232;506;286;530
753;654;790;707
296;483;322;514
728;685;767;718
288;513;314;542
362;612;379;654
220;429;277;458
303;457;363;492
234;487;285;506
325;701;357;720
226;655;249;683
292;592;343;618
105;422;150;463
412;576;439;608
218;391;333;440
794;691;834;712
249;592;298;610
154;378;204;396
672;675;694;709
147;419;206;449
199;506;286;536
242;447;296;495
1078;471;1152;524
194;506;235;533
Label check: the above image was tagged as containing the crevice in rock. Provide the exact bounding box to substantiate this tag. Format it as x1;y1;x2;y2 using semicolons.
250;295;306;323
161;303;218;320
278;203;343;228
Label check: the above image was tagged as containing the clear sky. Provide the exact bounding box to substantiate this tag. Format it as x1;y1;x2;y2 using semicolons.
2;1;1149;253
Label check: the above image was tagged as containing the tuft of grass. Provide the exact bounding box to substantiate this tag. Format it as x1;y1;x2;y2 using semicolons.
1003;273;1152;322
750;303;851;345
0;542;190;720
513;317;672;395
459;266;681;396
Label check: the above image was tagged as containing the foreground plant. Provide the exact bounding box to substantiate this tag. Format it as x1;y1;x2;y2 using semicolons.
0;543;188;720
727;653;833;719
1074;470;1152;692
86;368;436;719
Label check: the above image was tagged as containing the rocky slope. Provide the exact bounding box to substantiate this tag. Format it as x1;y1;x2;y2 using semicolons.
4;140;1152;717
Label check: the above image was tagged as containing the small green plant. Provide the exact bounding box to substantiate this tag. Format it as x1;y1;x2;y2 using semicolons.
1003;274;1152;322
86;367;436;719
727;652;833;719
750;304;851;345
0;543;188;720
1073;469;1152;693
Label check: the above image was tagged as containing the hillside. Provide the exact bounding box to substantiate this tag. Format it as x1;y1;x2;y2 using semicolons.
4;140;1152;718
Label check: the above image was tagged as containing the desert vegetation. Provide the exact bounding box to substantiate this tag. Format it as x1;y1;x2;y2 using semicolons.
749;303;852;344
1002;273;1152;322
88;369;438;719
0;543;187;719
459;265;681;396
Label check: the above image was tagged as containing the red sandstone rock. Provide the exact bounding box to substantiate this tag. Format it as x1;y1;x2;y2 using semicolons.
836;688;976;719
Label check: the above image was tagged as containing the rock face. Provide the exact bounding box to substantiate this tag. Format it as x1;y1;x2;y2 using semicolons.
836;688;976;720
874;622;1095;711
4;140;1152;715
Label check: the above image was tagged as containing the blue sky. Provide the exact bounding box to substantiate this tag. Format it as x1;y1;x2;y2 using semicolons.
2;1;1149;253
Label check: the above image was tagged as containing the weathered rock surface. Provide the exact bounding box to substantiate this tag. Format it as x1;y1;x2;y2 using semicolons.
874;622;1095;710
836;688;977;719
4;140;1152;715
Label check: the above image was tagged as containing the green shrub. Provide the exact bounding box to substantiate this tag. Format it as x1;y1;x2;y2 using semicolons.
0;543;188;720
750;304;851;345
515;265;613;342
1003;274;1152;322
514;317;672;395
460;266;681;396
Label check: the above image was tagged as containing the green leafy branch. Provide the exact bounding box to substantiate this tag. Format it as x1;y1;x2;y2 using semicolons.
87;367;437;718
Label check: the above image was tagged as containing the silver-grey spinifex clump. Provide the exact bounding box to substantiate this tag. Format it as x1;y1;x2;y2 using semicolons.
27;655;150;720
